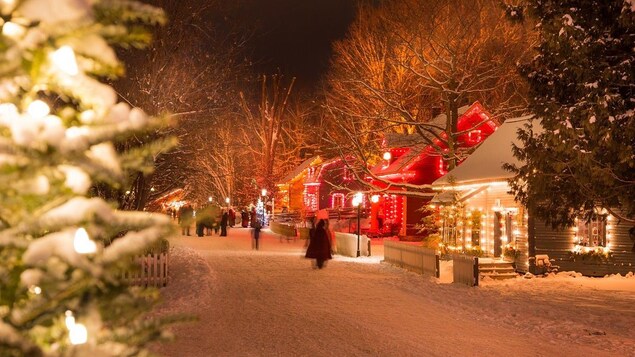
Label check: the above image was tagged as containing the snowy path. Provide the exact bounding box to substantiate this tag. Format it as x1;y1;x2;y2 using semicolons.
152;228;633;356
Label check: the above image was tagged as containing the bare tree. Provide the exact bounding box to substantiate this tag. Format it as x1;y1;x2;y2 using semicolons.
114;0;251;209
239;75;320;195
325;0;534;172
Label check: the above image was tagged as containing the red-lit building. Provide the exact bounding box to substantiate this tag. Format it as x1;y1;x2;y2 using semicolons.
302;156;367;215
367;102;499;236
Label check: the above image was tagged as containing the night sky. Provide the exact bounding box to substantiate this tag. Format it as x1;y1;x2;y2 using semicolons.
240;0;358;87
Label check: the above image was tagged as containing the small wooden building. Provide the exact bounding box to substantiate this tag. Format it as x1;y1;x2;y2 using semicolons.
276;156;322;214
432;117;635;276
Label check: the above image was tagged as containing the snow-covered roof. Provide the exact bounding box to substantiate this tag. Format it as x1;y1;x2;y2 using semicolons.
432;116;539;186
382;133;426;148
277;156;321;184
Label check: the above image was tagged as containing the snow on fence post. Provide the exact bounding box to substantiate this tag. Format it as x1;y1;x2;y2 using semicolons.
382;241;440;278
453;254;479;287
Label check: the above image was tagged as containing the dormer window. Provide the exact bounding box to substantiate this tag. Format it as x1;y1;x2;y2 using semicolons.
468;130;482;143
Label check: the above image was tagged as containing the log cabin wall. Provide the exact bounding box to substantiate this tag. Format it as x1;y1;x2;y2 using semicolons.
531;214;635;276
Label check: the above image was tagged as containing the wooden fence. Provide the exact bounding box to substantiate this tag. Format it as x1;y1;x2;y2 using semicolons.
123;253;169;288
383;241;440;278
453;254;479;287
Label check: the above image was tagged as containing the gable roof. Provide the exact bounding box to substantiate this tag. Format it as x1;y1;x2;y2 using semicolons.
277;156;322;185
432;116;540;187
371;102;497;180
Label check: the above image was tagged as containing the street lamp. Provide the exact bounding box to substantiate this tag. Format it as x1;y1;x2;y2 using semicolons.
352;192;363;257
261;188;267;226
225;197;230;209
208;196;213;203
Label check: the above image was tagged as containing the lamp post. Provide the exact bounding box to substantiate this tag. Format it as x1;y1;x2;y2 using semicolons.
261;188;267;226
352;192;363;257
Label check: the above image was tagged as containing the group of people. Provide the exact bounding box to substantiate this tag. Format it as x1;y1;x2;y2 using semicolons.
174;203;333;269
176;204;234;237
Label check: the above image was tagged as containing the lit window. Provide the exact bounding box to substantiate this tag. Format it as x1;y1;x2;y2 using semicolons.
331;193;344;209
468;130;482;143
576;215;607;247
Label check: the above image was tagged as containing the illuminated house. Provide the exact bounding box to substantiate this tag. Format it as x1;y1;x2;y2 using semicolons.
431;117;635;276
275;156;322;213
368;102;499;236
303;156;366;216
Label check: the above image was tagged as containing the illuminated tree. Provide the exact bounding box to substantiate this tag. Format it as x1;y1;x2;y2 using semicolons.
115;0;251;209
326;0;533;170
0;0;176;355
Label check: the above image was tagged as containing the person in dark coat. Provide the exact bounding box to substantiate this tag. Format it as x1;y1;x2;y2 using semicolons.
252;220;262;250
178;204;194;236
241;210;249;228
228;208;236;227
305;219;332;269
220;211;229;237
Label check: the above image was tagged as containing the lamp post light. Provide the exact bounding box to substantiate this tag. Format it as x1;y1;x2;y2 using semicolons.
352;192;363;257
225;197;230;209
208;196;213;203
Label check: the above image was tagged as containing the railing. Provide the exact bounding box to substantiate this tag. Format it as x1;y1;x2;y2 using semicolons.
124;253;169;288
383;241;440;278
453;254;479;287
270;221;297;240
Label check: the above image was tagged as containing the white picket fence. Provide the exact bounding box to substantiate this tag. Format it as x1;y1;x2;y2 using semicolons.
383;241;440;278
453;254;479;287
123;253;169;287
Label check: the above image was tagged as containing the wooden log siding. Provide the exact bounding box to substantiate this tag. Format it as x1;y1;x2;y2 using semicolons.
453;254;479;287
383;241;440;278
124;253;169;287
532;217;635;277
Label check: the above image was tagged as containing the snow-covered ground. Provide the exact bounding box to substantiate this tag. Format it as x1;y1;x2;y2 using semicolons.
152;227;634;356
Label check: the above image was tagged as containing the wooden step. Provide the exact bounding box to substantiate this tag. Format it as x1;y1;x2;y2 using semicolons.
480;272;518;280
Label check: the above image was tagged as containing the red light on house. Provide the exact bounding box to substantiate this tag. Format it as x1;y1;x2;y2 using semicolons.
437;157;447;175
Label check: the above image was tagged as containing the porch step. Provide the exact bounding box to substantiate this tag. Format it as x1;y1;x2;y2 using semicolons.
479;261;517;280
480;272;518;280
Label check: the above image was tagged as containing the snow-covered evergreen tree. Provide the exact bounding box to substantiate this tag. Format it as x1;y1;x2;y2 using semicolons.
0;0;176;355
255;199;265;226
508;0;635;227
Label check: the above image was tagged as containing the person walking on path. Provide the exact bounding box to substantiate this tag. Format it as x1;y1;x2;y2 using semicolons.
220;211;229;237
178;204;194;236
305;218;332;269
252;220;262;250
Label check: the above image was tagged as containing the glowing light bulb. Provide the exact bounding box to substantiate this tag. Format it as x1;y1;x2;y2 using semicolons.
29;285;42;295
65;310;75;329
383;152;391;161
51;46;78;75
371;195;379;203
27;100;50;119
2;21;24;38
69;323;88;345
73;228;96;254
